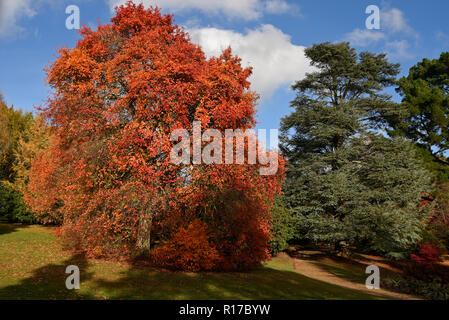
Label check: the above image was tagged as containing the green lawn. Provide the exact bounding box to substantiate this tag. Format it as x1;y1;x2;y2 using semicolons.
0;223;384;300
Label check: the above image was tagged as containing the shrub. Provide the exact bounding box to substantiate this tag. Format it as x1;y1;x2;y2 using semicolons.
427;183;449;250
382;276;449;300
0;181;35;224
269;195;295;255
151;220;220;272
410;243;445;265
385;249;449;299
393;256;449;284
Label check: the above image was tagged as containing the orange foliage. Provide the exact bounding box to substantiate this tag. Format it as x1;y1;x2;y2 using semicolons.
151;220;219;272
26;2;285;270
25;137;65;224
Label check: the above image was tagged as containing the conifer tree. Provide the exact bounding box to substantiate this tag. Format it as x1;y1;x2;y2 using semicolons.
280;42;432;257
393;52;449;181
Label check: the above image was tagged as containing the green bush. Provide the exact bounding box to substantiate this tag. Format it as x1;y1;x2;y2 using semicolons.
0;181;35;224
382;276;449;300
269;195;296;255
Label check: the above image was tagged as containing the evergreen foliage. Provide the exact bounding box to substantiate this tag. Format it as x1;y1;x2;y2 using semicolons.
280;42;432;258
393;52;449;181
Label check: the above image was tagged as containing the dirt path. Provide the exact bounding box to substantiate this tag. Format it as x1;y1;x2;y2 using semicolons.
278;251;420;300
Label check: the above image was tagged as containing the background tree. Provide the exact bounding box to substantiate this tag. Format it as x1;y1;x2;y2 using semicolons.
280;42;432;258
390;53;449;253
393;52;449;181
0;94;8;161
13;115;52;191
0;99;34;182
0;94;36;223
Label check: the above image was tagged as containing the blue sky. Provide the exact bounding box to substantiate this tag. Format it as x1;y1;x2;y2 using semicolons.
1;0;449;131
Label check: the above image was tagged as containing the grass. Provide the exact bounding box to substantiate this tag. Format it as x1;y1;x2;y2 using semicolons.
320;263;368;284
0;223;385;300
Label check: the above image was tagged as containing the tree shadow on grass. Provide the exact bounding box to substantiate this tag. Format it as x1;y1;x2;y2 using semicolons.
0;253;94;299
0;254;383;300
87;263;382;300
0;223;30;236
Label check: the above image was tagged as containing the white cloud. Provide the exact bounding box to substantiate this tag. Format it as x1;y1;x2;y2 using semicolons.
0;0;36;37
0;0;58;38
381;8;412;34
343;7;418;59
264;0;299;15
108;0;297;20
344;7;416;47
188;24;314;99
344;28;385;47
385;40;414;59
436;31;449;42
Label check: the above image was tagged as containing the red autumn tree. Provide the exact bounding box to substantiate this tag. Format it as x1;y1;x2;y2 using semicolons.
27;2;284;270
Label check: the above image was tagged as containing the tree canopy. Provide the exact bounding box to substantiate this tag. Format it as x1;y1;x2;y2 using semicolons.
0;99;34;183
26;3;284;271
280;42;432;257
393;52;449;181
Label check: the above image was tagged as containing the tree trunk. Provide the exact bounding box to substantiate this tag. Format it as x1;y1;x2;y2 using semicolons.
334;241;342;252
136;214;152;255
